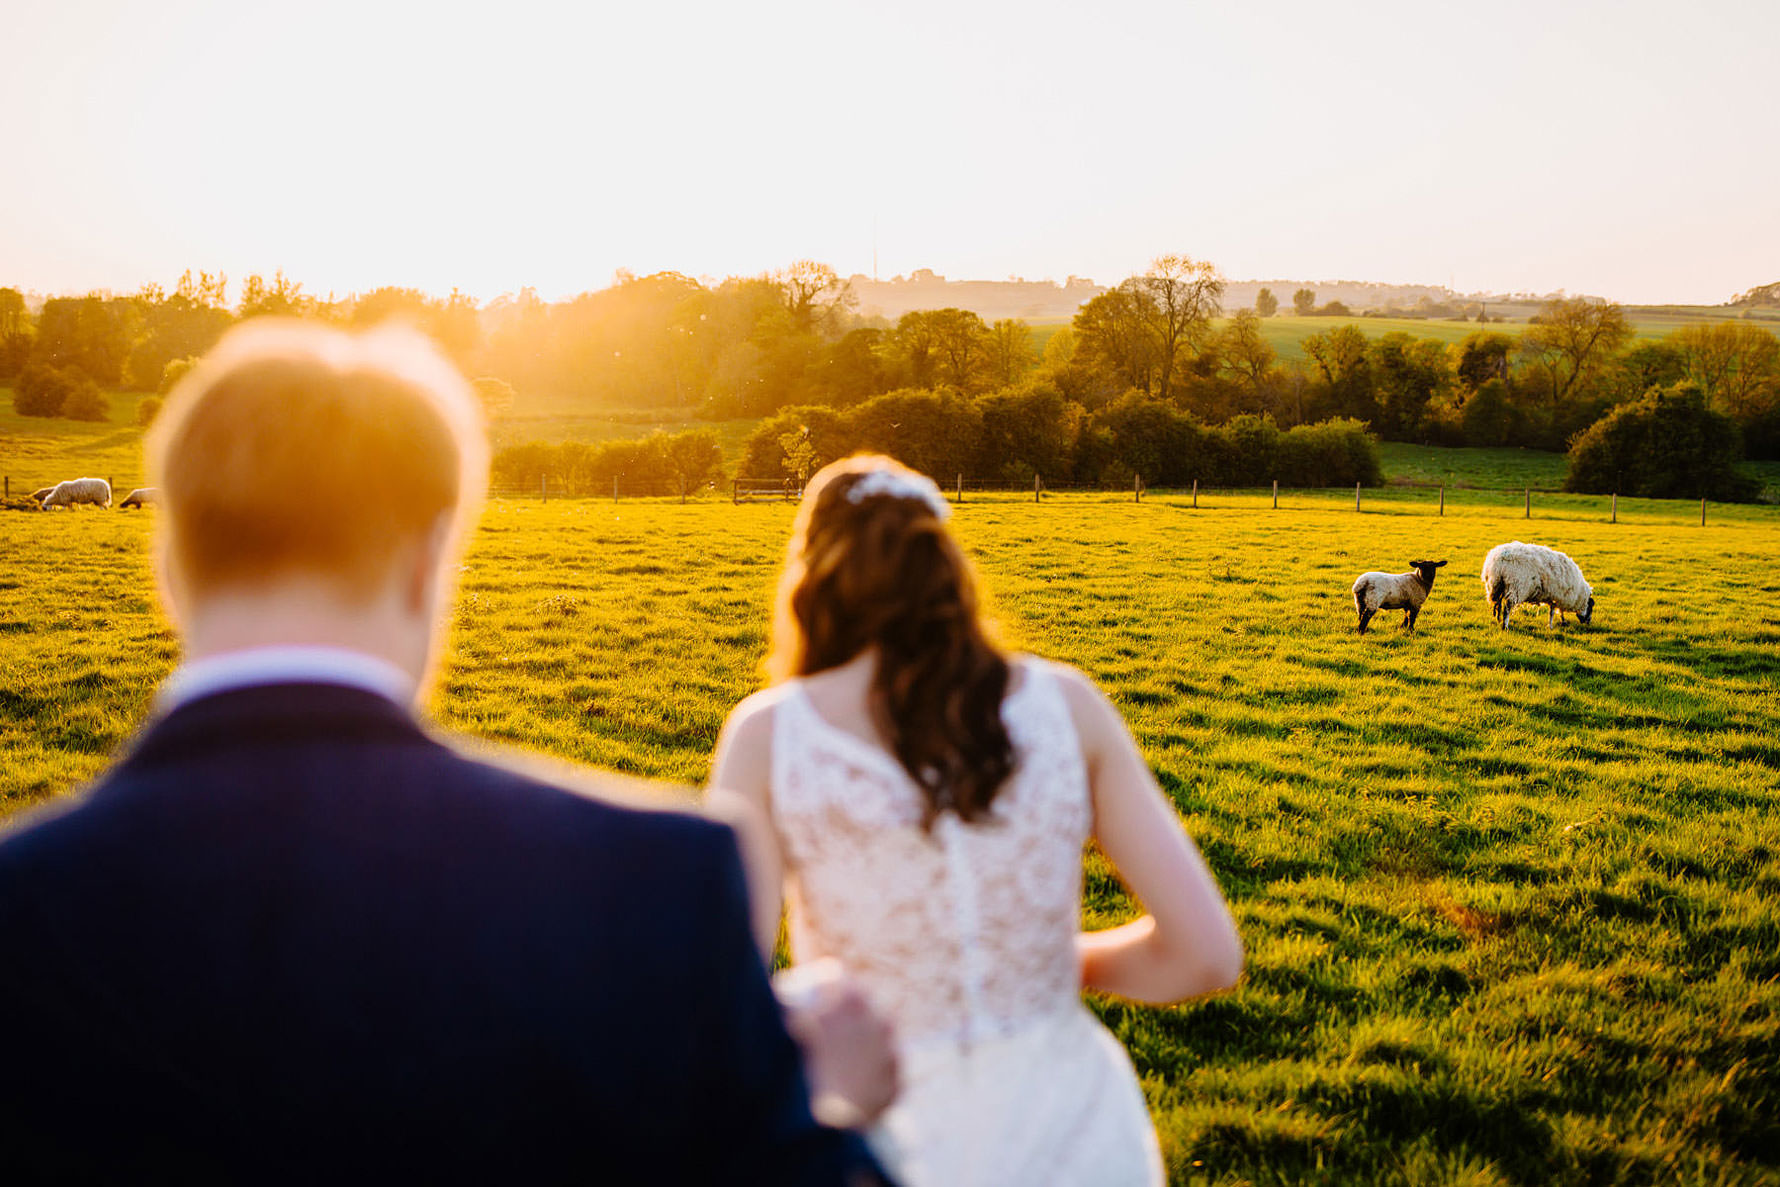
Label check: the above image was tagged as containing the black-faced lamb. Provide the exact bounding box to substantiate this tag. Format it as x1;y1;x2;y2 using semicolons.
1352;559;1448;634
119;487;159;509
1481;541;1594;629
29;487;54;503
40;477;112;510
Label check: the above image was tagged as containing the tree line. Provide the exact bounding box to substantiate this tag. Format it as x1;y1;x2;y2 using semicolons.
5;259;1776;497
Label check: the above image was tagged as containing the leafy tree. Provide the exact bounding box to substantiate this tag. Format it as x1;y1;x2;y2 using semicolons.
1317;300;1353;317
1565;381;1757;501
1601;340;1684;404
1254;288;1278;317
237;270;309;319
1135;255;1224;402
137;396;163;426
1072;285;1160;395
821;328;889;406
1669;322;1780;421
926;308;993;391
1521;296;1630;406
34;295;140;386
1450;331;1515;389
1292;288;1316;316
128;274;233;390
0;288;24;332
1460;378;1515;446
887;310;943;389
774;261;854;335
987;319;1035;388
1366;332;1450;440
1218;309;1277;400
1302;324;1375;423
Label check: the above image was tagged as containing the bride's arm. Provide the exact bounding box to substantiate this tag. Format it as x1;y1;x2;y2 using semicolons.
707;694;785;962
1056;666;1244;1003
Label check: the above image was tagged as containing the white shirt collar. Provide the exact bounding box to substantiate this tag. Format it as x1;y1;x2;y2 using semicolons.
158;645;417;714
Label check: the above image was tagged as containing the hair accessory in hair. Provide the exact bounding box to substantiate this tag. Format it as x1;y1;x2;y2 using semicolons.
843;467;952;520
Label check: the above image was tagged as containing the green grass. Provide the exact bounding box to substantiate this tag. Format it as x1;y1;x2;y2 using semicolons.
0;389;160;495
3;490;1776;1185
1240;309;1777;365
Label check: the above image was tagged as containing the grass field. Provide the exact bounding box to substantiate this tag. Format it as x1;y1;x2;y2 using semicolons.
2;484;1776;1185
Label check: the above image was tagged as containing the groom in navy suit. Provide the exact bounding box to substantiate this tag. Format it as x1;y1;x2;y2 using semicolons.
0;322;891;1183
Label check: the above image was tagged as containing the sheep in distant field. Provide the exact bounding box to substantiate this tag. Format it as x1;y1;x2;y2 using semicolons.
1352;559;1448;634
40;477;112;510
118;487;159;509
1481;541;1594;629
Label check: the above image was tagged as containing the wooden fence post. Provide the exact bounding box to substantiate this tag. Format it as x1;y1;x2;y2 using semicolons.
956;473;963;505
1525;487;1531;519
1611;492;1617;524
3;478;7;499
1355;482;1361;512
1192;479;1198;509
1135;473;1143;503
1439;484;1445;517
1701;497;1707;526
1271;479;1278;509
732;479;739;505
1034;473;1041;504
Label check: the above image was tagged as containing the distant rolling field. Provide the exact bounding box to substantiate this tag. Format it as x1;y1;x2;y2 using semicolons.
2;490;1776;1184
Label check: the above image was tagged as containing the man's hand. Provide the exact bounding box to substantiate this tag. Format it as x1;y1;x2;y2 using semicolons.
775;960;900;1129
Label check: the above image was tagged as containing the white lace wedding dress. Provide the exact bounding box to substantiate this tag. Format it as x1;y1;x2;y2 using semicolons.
769;658;1164;1186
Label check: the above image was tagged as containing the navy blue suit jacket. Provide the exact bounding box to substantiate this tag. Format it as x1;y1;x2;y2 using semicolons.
0;683;876;1184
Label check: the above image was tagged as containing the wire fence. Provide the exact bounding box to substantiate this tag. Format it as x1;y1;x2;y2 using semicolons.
3;472;1754;528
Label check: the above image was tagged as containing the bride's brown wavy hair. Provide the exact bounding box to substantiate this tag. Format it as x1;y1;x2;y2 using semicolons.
769;454;1015;827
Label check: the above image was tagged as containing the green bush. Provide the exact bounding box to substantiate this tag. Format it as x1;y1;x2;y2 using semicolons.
158;356;200;395
1564;381;1759;502
62;380;111;422
1275;418;1382;488
137;396;164;427
490;429;726;497
14;364;105;420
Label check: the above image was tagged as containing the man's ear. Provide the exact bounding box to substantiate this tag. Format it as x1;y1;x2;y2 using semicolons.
405;513;457;614
153;537;186;631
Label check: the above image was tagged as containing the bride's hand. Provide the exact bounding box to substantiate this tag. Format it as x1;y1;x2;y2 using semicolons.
777;960;900;1129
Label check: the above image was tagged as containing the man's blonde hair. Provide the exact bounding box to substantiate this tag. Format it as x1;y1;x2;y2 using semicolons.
146;320;489;601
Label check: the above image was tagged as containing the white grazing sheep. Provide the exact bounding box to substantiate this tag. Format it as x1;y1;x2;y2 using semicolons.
118;487;159;509
1481;541;1594;629
40;477;112;510
1352;559;1449;634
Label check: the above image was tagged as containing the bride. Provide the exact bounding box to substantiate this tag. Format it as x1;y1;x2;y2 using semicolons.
710;455;1243;1186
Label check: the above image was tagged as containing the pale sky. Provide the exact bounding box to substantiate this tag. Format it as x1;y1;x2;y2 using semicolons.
4;0;1775;305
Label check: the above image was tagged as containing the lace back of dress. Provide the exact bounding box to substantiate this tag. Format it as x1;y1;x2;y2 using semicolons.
771;660;1092;1047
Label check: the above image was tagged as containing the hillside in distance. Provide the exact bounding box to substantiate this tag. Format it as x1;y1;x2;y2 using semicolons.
849;271;1603;323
